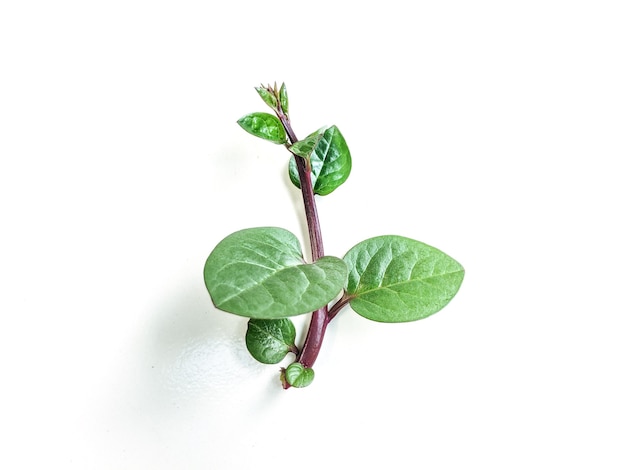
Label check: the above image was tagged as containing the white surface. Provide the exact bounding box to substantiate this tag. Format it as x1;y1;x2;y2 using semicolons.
2;1;625;468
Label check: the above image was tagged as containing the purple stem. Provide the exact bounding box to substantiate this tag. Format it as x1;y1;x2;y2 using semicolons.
279;114;328;369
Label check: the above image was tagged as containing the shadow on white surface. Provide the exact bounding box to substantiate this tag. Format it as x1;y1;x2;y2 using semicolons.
92;280;289;467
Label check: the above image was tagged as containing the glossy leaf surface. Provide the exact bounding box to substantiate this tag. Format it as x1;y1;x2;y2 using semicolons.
204;227;348;318
343;236;464;323
237;112;287;144
279;83;289;115
246;318;296;364
289;127;324;160
284;362;315;388
255;86;278;111
289;125;351;195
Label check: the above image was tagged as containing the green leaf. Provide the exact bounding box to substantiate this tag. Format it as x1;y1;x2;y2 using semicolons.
289;125;351;195
279;82;289;115
237;112;287;144
343;236;464;323
283;362;314;388
246;318;296;364
289;127;325;159
255;86;278;111
204;227;348;319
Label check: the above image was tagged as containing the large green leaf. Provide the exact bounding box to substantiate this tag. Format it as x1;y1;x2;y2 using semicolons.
343;236;464;323
237;112;287;144
204;227;347;319
289;125;351;195
246;318;296;364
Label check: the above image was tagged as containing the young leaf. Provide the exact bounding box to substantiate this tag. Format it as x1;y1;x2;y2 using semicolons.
237;112;287;144
289;127;325;160
289;125;351;195
283;362;315;388
343;236;464;323
246;318;296;364
255;86;278;111
279;82;289;115
204;227;348;319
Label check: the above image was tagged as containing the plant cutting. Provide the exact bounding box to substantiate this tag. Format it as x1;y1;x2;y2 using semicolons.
204;83;464;389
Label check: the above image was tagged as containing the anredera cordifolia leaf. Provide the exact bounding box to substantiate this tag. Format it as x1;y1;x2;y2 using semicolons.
279;83;289;115
289;125;351;195
343;236;464;323
255;86;278;111
289;127;325;160
284;362;315;388
237;112;287;144
204;227;348;319
246;318;296;364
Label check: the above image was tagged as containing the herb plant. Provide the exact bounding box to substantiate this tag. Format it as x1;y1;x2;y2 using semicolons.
204;83;464;389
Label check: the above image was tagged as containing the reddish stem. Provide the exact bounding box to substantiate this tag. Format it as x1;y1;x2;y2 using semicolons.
278;112;329;369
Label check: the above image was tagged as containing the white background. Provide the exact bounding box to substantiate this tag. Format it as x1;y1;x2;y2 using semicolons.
2;1;625;468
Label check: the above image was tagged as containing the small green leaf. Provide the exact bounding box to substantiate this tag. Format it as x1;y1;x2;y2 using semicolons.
204;227;348;319
246;318;296;364
284;362;314;388
279;82;289;115
289;127;325;160
255;86;278;111
289;125;351;195
343;236;464;323
237;112;287;144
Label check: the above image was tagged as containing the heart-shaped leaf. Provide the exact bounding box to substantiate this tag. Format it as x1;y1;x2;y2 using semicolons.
204;227;347;319
283;362;315;388
237;112;287;144
246;318;296;364
289;125;351;195
343;235;464;323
